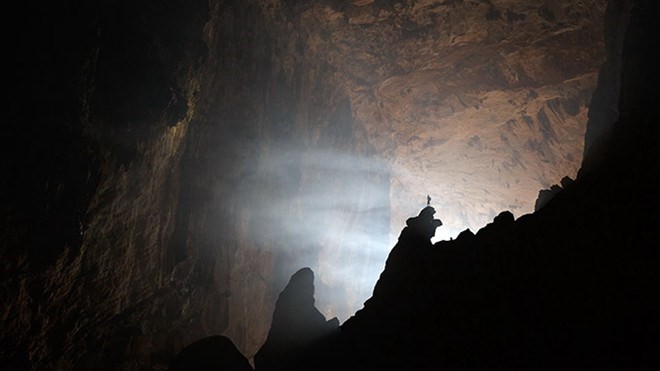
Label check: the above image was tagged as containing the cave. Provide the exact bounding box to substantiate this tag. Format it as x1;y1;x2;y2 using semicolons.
2;0;658;369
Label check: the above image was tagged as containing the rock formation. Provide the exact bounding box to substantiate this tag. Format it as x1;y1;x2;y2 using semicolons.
254;268;339;371
533;175;574;211
403;206;443;241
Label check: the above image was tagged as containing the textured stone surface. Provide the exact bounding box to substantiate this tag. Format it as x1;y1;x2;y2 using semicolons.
319;0;607;241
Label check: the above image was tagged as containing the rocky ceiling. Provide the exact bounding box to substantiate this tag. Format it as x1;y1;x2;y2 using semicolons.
292;0;607;240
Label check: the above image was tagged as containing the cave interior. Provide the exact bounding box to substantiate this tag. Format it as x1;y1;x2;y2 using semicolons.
2;0;659;370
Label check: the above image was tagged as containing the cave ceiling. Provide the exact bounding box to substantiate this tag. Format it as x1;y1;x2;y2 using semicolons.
267;0;606;240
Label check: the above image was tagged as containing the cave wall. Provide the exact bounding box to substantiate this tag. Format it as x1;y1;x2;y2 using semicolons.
3;0;390;368
2;0;615;369
582;0;632;160
3;1;216;369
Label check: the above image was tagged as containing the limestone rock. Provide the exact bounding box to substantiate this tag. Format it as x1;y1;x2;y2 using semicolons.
404;206;443;240
255;268;339;371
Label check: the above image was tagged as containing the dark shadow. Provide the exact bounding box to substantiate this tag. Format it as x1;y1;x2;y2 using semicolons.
169;335;253;371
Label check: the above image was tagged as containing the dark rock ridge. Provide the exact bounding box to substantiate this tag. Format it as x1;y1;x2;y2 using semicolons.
332;163;658;370
533;175;575;211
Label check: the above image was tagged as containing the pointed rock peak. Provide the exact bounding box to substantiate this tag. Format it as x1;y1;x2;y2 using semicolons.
255;267;339;371
282;267;315;304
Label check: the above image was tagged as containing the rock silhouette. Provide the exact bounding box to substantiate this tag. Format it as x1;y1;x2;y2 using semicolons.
169;336;253;371
311;169;657;370
404;206;443;241
534;176;576;211
254;268;339;371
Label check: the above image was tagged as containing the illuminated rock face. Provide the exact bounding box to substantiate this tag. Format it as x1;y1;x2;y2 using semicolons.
292;0;607;242
2;0;612;369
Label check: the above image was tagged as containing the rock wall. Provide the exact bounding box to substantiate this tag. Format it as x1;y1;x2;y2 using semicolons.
3;1;217;369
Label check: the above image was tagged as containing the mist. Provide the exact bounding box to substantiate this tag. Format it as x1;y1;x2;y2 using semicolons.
243;145;392;321
238;140;502;321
